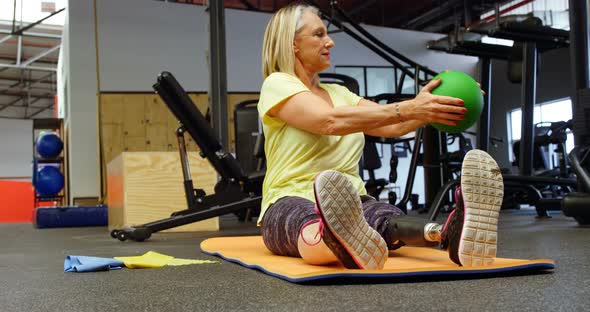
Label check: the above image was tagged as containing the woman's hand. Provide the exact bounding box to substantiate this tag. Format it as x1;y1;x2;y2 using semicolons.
477;82;487;96
399;78;467;126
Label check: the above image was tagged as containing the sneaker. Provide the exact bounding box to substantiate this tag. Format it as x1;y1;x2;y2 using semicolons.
441;149;504;266
312;170;388;270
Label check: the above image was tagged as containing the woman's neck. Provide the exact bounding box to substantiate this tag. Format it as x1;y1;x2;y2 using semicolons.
294;62;320;89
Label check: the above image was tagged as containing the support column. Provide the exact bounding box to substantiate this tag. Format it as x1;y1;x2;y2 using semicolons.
569;0;590;146
518;42;537;176
478;57;491;152
423;125;443;208
208;0;229;149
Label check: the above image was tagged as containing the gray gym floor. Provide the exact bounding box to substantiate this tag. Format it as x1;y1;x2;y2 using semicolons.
1;210;589;312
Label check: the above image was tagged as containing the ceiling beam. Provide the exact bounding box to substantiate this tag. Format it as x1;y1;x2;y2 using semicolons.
28;72;55;88
0;53;58;63
2;38;61;48
401;0;464;30
0;99;53;109
21;45;60;67
0;84;55;92
0;73;53;81
26;101;54;118
238;0;257;10
0;97;22;111
0;79;21;93
347;0;380;18
0;29;61;39
0;63;57;72
0;34;12;44
0;90;54;99
12;8;66;36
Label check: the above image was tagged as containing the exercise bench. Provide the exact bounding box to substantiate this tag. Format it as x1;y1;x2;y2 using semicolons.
111;71;263;242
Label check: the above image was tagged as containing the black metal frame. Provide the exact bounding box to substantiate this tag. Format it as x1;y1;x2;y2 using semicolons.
425;9;577;220
207;0;229;150
110;72;263;242
312;1;437;81
234;99;262;175
318;1;580;219
363;93;417;210
562;146;590;225
561;0;590;225
312;1;456;211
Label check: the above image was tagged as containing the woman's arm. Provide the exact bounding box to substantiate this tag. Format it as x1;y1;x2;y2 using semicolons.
269;91;403;136
269;78;466;136
359;98;428;137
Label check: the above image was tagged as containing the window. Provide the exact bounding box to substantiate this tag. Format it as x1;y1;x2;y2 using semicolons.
507;98;574;165
0;0;66;26
335;66;399;97
334;66;366;96
479;0;569;30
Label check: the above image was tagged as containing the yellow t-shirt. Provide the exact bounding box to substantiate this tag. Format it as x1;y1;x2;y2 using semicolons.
257;72;367;225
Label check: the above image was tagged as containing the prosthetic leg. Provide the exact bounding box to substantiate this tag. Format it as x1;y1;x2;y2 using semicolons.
386;150;504;267
384;215;442;249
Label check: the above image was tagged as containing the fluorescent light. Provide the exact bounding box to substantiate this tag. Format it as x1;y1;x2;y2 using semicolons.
481;35;514;47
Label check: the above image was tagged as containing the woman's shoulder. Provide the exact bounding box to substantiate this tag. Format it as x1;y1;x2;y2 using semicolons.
264;72;300;83
262;72;306;92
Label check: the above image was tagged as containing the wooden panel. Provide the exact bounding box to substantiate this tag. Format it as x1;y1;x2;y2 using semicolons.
144;95;168;125
124;136;147;152
99;92;260;207
99;93;264;157
100;94;124;165
146;122;169;151
100;94;124;124
188;94;209;115
122;95;146;138
106;152;218;232
101;123;123;165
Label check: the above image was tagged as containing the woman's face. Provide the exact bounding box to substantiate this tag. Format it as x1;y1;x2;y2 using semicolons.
293;11;334;73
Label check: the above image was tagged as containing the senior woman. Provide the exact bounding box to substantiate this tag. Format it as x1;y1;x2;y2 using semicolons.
257;3;503;270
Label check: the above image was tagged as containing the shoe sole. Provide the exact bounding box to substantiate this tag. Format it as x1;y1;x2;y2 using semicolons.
314;170;388;270
458;150;504;266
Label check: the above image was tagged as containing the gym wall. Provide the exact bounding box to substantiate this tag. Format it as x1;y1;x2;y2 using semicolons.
0;118;34;222
62;0;98;204
0;118;33;180
62;0;479;203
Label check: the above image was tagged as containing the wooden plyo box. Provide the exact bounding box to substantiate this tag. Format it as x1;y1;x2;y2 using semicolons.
107;152;219;232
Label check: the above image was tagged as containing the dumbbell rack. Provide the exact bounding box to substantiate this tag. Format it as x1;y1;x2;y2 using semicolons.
33;118;68;208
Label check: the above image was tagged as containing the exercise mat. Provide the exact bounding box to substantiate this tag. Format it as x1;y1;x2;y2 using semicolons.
200;236;554;284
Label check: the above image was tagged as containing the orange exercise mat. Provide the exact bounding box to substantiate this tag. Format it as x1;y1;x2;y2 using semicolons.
200;236;554;284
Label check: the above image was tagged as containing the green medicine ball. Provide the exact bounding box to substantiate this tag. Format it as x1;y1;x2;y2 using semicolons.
430;71;484;134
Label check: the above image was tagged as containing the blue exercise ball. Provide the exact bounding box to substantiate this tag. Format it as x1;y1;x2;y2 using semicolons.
36;132;63;158
36;166;64;197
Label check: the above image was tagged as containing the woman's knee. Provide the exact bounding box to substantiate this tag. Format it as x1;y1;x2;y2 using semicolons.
297;221;338;265
260;196;318;258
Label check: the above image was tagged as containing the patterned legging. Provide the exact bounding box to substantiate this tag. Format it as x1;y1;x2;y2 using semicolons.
261;196;404;257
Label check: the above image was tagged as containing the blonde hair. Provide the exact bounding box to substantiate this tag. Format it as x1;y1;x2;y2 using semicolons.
261;4;319;78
